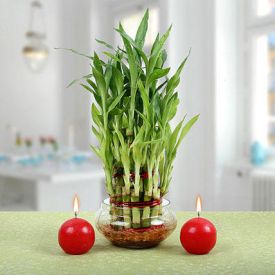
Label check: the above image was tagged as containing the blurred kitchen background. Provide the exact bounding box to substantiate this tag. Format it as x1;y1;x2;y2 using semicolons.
0;0;275;211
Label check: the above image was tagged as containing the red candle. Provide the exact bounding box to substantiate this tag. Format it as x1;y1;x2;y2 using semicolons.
58;195;95;255
180;196;217;255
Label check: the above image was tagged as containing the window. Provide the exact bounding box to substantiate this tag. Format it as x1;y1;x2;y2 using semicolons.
256;0;275;17
114;4;159;52
247;0;275;146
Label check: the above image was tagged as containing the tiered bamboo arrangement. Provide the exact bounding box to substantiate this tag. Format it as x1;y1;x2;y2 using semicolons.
65;10;198;229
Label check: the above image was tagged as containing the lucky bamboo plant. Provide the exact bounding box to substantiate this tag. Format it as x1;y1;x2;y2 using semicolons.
63;9;198;229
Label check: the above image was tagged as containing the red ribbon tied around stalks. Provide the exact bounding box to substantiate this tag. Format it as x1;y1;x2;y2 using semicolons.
113;171;154;180
110;197;162;208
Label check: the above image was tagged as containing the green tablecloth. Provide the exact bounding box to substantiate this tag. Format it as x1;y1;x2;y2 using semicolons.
0;212;275;274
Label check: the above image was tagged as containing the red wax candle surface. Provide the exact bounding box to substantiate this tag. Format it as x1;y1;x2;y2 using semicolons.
180;217;217;255
58;217;95;255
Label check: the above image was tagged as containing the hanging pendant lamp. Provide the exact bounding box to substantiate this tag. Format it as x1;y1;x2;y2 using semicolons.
22;1;49;72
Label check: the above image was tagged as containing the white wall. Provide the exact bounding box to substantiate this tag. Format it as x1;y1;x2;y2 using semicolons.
166;0;216;210
215;0;253;210
58;0;94;150
215;0;239;181
166;0;249;211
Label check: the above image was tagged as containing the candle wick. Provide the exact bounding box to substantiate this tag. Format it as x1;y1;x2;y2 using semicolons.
198;211;200;217
74;212;77;218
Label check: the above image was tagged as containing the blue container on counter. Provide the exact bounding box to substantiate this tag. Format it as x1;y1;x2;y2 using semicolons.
251;142;266;165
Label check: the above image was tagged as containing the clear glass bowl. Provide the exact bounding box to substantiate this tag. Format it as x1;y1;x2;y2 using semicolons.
96;198;177;248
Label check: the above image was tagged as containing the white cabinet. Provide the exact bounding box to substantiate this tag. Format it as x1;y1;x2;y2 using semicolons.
0;163;105;211
217;161;275;211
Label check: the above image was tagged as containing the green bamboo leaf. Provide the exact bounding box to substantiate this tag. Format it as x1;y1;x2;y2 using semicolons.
121;63;130;80
109;107;124;116
131;125;145;147
54;47;91;59
93;52;104;74
91;103;103;127
166;49;190;93
148;25;172;75
86;79;97;90
111;132;121;161
151;25;172;56
168;117;185;154
104;64;113;89
113;124;126;148
118;23;139;132
92;68;106;96
103;51;123;64
155;52;166;73
80;84;93;93
160;49;167;65
162;92;180;127
151;33;159;55
112;66;124;94
152;93;161;119
118;46;127;54
95;39;114;50
132;146;143;164
143;138;163;145
92;126;101;141
135;109;151;128
116;26;149;69
137;80;150;117
175;114;199;151
67;74;92;88
167;97;180;121
156;80;168;93
118;24;138;82
86;78;102;106
108;90;126;113
90;145;103;160
135;8;149;48
148;68;170;85
91;91;102;107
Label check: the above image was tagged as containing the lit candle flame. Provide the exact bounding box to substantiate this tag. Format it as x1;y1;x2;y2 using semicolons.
196;195;202;217
73;195;79;218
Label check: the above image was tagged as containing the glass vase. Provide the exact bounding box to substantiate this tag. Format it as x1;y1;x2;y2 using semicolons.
96;198;177;249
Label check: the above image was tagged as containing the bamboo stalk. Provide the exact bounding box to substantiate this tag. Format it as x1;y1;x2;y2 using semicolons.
150;189;160;223
131;189;140;228
134;163;141;197
140;177;144;193
141;194;151;228
146;167;153;197
152;170;159;199
122;186;131;228
115;177;123;221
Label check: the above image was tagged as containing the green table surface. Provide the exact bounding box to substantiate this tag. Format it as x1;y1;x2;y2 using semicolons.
0;212;275;275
